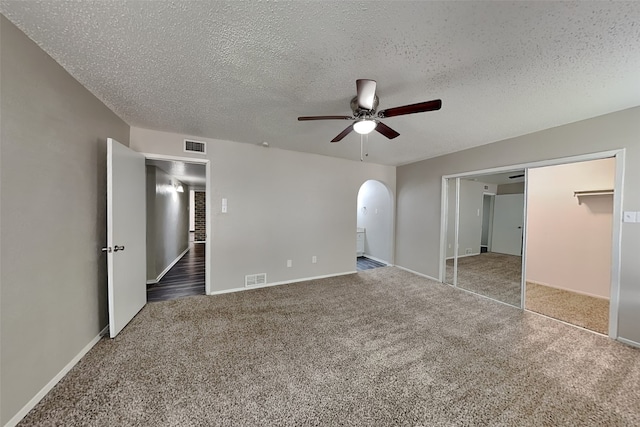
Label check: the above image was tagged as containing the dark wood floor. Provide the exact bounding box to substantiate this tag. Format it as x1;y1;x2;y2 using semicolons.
147;243;205;302
357;256;387;271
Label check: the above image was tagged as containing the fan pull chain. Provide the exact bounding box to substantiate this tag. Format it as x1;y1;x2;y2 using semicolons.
360;133;369;162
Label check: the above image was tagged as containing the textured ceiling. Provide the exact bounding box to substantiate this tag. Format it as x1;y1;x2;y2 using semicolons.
2;1;639;166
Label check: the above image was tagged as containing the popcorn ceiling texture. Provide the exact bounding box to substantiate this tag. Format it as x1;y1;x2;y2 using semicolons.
2;1;639;165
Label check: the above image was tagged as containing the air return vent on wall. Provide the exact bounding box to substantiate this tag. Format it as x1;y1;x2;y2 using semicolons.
184;139;206;154
245;273;267;288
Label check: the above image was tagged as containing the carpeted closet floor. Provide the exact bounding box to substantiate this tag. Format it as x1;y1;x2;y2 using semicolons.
19;267;639;426
525;281;609;334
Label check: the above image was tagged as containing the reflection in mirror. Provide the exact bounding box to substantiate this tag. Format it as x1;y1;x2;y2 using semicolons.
453;171;524;307
444;178;456;285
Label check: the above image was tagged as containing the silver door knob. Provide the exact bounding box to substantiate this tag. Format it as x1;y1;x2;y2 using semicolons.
113;245;125;252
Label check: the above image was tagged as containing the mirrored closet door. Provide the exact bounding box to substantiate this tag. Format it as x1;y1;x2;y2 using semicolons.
443;171;525;307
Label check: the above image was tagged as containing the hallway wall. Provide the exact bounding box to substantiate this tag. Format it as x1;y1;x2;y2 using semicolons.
130;127;396;293
146;166;190;282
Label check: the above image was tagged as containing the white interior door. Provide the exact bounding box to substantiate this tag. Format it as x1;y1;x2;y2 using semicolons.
107;138;146;338
491;193;524;256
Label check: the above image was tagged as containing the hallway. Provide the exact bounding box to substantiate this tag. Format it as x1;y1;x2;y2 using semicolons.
147;243;205;302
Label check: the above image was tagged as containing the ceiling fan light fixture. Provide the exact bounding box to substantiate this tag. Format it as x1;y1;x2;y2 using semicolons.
353;119;377;135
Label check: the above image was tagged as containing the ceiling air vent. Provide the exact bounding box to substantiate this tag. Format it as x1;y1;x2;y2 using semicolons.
184;139;206;154
245;273;267;288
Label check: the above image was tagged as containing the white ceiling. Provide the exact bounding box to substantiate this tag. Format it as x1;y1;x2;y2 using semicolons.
2;1;639;166
146;159;206;189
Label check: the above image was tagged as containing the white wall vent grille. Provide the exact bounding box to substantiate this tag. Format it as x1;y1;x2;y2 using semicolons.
245;273;267;287
184;139;207;154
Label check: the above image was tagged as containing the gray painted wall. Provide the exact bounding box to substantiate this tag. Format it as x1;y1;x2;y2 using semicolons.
458;180;498;257
446;179;497;258
396;106;640;346
0;16;130;425
146;166;157;279
146;166;190;281
129;127;396;292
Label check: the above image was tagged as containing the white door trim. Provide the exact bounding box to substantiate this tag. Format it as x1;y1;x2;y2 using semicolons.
140;152;212;296
439;149;624;339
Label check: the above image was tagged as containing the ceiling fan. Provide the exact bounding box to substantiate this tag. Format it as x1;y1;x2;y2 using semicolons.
298;79;442;143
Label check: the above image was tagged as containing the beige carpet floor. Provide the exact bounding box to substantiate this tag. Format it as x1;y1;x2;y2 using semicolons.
446;252;522;306
19;267;639;426
526;281;610;335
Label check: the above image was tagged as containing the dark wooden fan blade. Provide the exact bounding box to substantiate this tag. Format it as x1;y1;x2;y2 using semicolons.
378;99;442;118
375;121;400;139
331;124;354;143
356;79;377;110
298;116;353;122
298;115;353;121
509;174;525;179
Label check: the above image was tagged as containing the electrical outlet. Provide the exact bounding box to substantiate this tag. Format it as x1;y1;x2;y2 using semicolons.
312;256;317;264
465;248;473;254
287;260;292;268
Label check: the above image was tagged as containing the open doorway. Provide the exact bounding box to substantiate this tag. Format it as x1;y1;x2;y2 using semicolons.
525;157;615;334
480;193;495;253
145;158;207;302
356;180;393;271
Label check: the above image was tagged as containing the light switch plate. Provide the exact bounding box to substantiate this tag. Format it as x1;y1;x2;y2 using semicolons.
623;211;637;223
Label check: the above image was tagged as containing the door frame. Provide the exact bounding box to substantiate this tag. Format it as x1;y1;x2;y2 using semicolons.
481;192;496;252
141;152;212;295
440;149;624;339
356;179;396;266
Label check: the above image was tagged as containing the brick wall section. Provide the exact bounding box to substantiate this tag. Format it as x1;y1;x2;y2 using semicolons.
194;191;206;241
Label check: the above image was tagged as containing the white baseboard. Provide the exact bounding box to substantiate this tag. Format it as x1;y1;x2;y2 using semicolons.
4;325;108;427
146;246;190;285
394;265;440;282
617;337;640;349
526;279;610;300
445;252;481;260
362;254;391;265
208;271;357;296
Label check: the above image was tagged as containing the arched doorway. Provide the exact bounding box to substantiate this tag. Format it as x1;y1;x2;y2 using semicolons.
356;180;394;270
